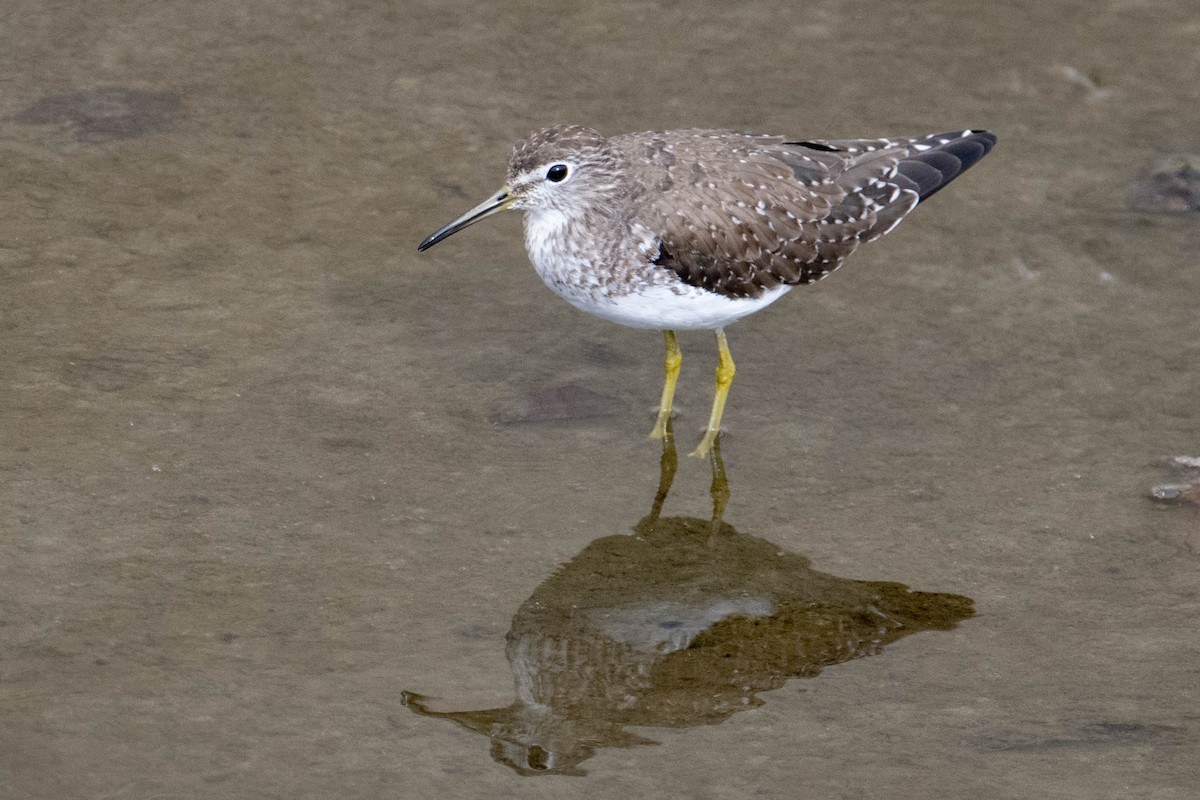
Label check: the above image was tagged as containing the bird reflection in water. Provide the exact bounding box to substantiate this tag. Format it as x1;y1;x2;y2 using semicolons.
402;426;974;776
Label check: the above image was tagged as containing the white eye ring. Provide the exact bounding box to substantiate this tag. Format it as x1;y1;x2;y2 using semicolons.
545;163;570;183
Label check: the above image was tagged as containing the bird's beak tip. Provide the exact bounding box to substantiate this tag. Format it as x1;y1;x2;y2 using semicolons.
417;186;514;254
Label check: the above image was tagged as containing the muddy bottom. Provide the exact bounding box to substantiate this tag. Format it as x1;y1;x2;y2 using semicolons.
2;1;1198;798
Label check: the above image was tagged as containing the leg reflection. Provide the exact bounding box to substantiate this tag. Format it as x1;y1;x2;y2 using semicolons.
708;435;730;536
647;418;679;523
646;417;731;535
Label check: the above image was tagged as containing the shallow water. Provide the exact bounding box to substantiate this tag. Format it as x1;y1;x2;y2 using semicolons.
2;1;1199;797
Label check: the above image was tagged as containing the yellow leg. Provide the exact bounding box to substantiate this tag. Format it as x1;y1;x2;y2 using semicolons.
690;329;735;458
649;330;682;439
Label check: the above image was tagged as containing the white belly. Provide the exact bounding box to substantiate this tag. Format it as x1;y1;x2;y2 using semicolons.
522;207;791;330
558;282;792;330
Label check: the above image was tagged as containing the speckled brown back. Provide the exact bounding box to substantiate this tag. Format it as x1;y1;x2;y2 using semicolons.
616;129;995;298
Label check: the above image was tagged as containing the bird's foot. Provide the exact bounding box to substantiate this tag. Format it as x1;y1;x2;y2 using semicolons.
648;407;679;439
688;427;724;458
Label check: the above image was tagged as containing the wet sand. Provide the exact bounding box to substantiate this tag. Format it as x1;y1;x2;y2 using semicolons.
2;1;1198;797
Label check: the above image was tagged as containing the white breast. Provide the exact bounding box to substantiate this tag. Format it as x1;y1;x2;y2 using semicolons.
521;208;791;331
523;208;596;289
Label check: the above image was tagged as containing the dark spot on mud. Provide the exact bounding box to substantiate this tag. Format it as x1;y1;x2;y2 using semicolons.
11;88;182;143
437;181;470;200
983;721;1183;752
1127;155;1200;213
490;382;616;425
456;623;502;640
63;346;208;392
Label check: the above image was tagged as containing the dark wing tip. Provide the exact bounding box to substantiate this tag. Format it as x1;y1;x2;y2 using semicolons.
900;130;996;201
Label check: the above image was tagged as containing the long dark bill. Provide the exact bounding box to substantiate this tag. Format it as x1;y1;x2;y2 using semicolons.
417;188;514;252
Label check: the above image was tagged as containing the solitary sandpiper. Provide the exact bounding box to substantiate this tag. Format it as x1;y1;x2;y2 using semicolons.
418;125;995;456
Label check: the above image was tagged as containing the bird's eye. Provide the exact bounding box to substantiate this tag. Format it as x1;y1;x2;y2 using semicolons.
545;164;569;182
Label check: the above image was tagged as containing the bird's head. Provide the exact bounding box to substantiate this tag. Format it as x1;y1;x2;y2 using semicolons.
418;125;623;252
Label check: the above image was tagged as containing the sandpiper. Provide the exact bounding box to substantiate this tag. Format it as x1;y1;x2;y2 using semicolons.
418;125;995;456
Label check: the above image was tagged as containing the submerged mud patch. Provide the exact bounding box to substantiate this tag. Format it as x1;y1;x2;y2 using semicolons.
1127;155;1200;214
12;88;181;142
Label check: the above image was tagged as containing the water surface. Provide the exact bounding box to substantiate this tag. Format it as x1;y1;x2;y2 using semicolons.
1;1;1198;798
